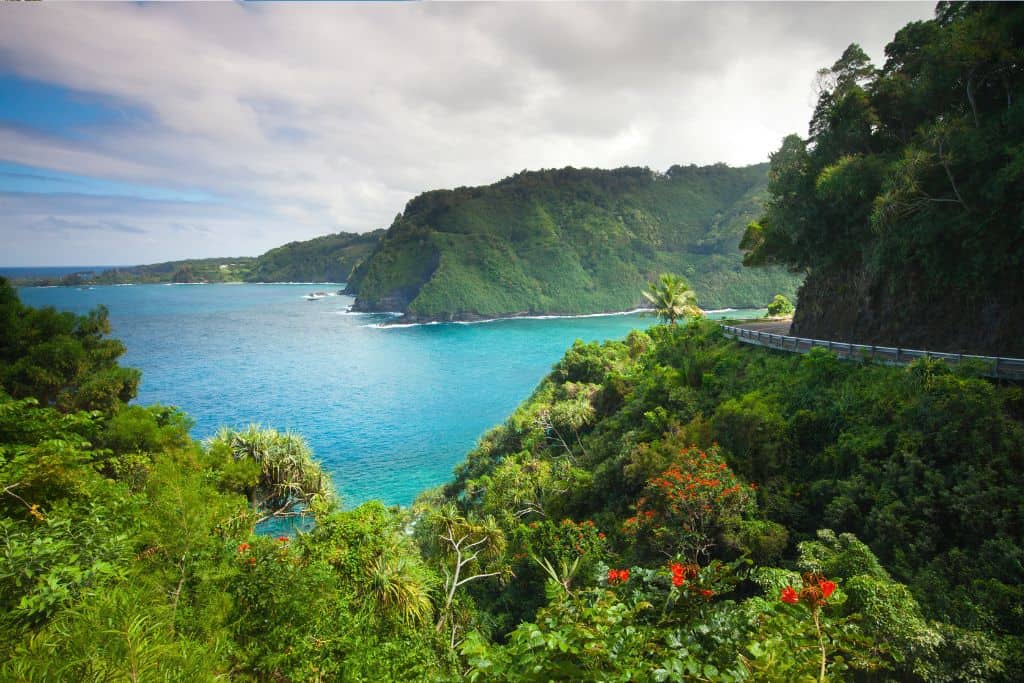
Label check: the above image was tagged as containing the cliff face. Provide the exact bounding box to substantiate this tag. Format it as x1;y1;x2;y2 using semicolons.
346;164;801;322
791;263;1024;357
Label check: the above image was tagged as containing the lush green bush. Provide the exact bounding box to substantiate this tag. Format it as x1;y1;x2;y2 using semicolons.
766;294;794;317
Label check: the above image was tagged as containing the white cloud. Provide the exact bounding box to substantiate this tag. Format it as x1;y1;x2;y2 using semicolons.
0;1;935;265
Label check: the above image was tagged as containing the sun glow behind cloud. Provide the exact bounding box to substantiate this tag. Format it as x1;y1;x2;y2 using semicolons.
0;2;934;265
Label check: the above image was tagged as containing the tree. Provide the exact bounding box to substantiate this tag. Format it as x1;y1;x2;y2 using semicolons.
0;278;140;413
206;425;332;524
767;294;795;317
641;274;701;325
417;503;509;649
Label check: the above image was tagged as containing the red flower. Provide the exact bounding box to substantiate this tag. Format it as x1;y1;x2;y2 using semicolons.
237;542;250;553
608;568;630;584
700;589;714;597
276;535;289;543
820;580;836;599
247;556;256;566
780;586;799;604
669;562;685;587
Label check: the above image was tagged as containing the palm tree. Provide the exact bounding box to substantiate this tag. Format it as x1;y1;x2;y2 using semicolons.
642;273;701;325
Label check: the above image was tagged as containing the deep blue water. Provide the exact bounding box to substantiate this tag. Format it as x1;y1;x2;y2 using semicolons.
16;283;761;507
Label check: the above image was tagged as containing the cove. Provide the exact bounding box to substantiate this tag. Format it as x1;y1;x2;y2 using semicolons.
17;283;761;506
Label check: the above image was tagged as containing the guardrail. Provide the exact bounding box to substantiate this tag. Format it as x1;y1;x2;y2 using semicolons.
719;324;1024;380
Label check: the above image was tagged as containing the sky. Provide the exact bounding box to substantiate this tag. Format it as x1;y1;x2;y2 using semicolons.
0;1;935;266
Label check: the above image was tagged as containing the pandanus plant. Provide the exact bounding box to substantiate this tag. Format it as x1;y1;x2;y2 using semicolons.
208;425;332;524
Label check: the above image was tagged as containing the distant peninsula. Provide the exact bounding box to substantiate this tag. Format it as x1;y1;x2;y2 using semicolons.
13;231;384;287
345;164;800;323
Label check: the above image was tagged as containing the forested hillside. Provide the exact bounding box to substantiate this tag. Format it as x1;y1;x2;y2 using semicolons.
3;275;1020;680
347;164;800;321
742;2;1024;355
246;230;385;283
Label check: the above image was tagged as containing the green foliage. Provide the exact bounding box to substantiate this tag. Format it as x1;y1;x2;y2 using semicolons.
462;589;660;682
0;278;139;413
0;285;455;680
348;164;800;319
765;294;794;317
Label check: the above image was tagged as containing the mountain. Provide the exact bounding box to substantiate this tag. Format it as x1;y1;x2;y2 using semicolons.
346;164;800;321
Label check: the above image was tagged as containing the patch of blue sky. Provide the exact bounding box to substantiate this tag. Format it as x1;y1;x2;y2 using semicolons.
0;161;214;203
0;74;149;137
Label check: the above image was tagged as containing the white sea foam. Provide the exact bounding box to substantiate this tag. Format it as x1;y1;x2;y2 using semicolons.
252;281;345;286
368;308;652;329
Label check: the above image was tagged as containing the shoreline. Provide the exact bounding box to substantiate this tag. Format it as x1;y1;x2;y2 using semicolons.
366;306;754;329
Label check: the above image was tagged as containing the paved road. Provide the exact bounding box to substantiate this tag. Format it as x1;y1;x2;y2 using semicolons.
719;322;1024;380
731;318;792;335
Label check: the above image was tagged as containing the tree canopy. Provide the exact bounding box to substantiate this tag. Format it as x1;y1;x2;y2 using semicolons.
741;3;1024;354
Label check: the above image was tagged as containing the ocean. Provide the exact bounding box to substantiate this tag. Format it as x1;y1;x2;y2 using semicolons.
15;283;762;506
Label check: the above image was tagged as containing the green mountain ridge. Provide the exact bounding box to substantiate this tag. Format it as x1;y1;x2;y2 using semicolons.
346;163;801;321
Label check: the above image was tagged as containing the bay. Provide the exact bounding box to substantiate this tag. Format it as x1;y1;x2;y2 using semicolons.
16;283;762;506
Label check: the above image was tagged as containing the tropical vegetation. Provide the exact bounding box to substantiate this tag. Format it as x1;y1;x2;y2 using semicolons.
3;271;1021;680
741;1;1024;355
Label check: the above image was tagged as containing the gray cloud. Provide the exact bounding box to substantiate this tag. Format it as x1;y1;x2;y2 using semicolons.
0;1;935;265
31;216;147;235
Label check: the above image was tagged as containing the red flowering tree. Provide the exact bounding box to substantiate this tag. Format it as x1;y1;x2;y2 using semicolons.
624;444;754;562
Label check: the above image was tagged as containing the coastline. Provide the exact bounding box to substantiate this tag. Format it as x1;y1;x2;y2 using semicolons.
368;306;748;329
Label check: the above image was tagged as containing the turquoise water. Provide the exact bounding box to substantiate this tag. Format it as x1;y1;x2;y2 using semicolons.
16;283;761;506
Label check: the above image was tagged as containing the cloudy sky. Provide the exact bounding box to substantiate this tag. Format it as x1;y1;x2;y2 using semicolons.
0;1;934;266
